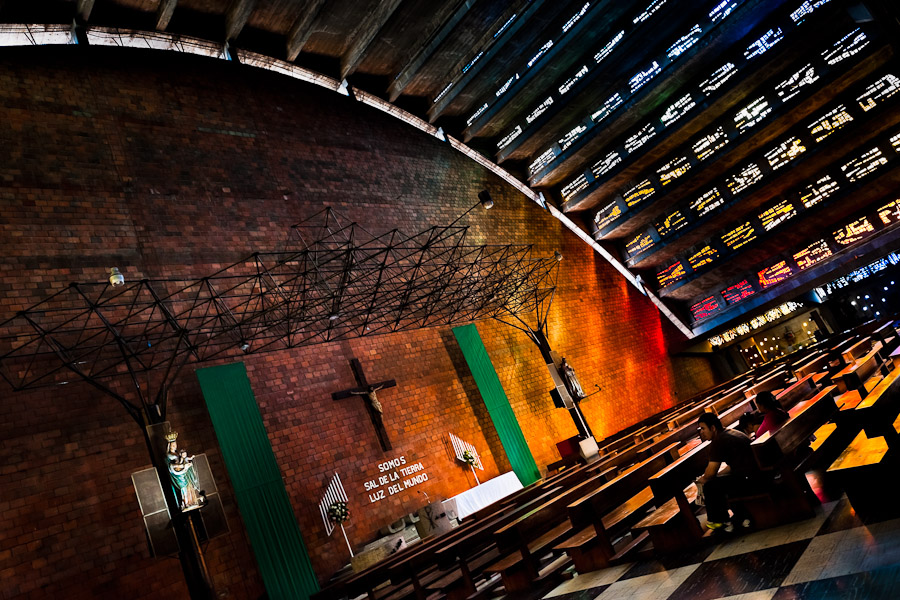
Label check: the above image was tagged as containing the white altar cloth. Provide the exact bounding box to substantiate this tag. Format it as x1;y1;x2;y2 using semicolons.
445;471;523;521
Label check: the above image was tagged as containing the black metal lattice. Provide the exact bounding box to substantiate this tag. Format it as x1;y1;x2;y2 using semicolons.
0;207;558;420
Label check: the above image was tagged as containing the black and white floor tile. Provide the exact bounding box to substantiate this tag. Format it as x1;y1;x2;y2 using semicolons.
544;498;900;600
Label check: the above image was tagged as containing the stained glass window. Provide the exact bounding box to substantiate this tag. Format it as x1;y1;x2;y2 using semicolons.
841;147;887;182
734;97;771;132
759;199;797;230
775;64;818;103
794;239;832;269
857;75;900;112
800;175;839;208
661;94;697;127
833;216;875;245
656;210;688;237
528;148;557;175
498;126;523;150
657;156;691;185
726;163;763;195
466;103;488;126
625;123;657;154
722;221;757;250
559;65;589;95
808;105;853;142
657;261;686;287
765;137;806;170
526;97;554;124
689;245;719;270
691;295;720;321
759;261;792;288
559;124;587;152
822;28;868;66
709;1;739;22
495;74;519;98
594;200;623;230
791;0;832;24
623;179;656;207
527;40;553;69
634;0;668;24
561;174;590;200
594;31;625;63
562;2;591;33
626;231;655;255
591;151;623;177
722;279;755;304
667;24;702;59
745;28;783;59
629;61;662;93
693;127;729;161
701;63;738;93
877;198;900;225
691;188;725;217
591;94;623;123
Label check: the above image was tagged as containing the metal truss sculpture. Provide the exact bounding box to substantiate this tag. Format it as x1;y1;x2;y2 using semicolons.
0;204;562;600
0;207;559;424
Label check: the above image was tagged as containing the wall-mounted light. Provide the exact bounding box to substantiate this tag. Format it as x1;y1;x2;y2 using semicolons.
478;190;494;210
108;267;125;287
554;250;563;262
239;340;251;353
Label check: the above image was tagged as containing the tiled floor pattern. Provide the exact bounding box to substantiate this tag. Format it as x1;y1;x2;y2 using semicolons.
544;498;900;600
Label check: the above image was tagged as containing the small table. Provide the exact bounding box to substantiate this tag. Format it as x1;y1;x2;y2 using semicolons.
444;471;523;521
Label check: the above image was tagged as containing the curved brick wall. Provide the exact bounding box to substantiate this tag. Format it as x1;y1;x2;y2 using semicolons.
0;46;716;598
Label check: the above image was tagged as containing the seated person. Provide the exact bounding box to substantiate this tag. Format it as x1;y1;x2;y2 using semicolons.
697;412;762;531
755;391;789;438
737;411;764;439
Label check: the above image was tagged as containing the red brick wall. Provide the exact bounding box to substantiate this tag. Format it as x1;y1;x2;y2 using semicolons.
0;47;717;598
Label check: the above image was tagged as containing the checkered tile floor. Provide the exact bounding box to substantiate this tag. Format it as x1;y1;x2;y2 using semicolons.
542;495;900;600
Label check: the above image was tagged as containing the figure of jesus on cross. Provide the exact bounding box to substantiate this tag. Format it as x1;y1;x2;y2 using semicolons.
332;359;397;452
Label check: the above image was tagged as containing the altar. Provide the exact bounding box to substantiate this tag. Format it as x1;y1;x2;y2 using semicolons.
443;471;523;521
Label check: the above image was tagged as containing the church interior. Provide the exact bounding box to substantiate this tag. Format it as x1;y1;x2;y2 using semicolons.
3;0;900;598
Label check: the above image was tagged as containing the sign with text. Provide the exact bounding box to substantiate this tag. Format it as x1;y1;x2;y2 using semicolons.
364;456;428;503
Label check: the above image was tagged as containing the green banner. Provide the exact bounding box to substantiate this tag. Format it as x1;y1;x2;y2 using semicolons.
196;362;319;600
452;324;540;485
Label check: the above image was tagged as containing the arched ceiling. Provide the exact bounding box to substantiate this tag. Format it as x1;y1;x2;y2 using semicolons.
4;0;900;340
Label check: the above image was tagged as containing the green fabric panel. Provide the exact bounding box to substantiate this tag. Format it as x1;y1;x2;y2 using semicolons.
452;324;540;485
196;362;319;600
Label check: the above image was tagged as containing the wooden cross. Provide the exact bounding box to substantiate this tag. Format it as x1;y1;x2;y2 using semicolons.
332;359;397;452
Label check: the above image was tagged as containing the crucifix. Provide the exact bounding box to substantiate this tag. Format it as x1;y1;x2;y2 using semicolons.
332;359;397;452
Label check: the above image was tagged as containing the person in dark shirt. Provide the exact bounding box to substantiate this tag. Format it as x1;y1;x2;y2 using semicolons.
697;412;761;531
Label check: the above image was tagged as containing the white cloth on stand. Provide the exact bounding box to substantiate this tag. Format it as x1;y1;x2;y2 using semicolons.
444;471;523;520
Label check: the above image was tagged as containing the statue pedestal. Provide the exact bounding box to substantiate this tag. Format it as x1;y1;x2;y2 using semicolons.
578;436;600;463
350;532;407;572
414;500;455;538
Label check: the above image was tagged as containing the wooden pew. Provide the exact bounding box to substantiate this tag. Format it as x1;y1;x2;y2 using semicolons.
794;352;831;384
841;337;874;364
480;470;616;592
775;373;819;410
426;483;572;599
554;443;681;572
856;365;900;442
737;386;839;528
832;345;889;397
635;441;710;552
744;369;792;399
827;430;896;519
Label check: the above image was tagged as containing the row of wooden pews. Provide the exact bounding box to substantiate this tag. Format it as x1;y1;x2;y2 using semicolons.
313;320;900;600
